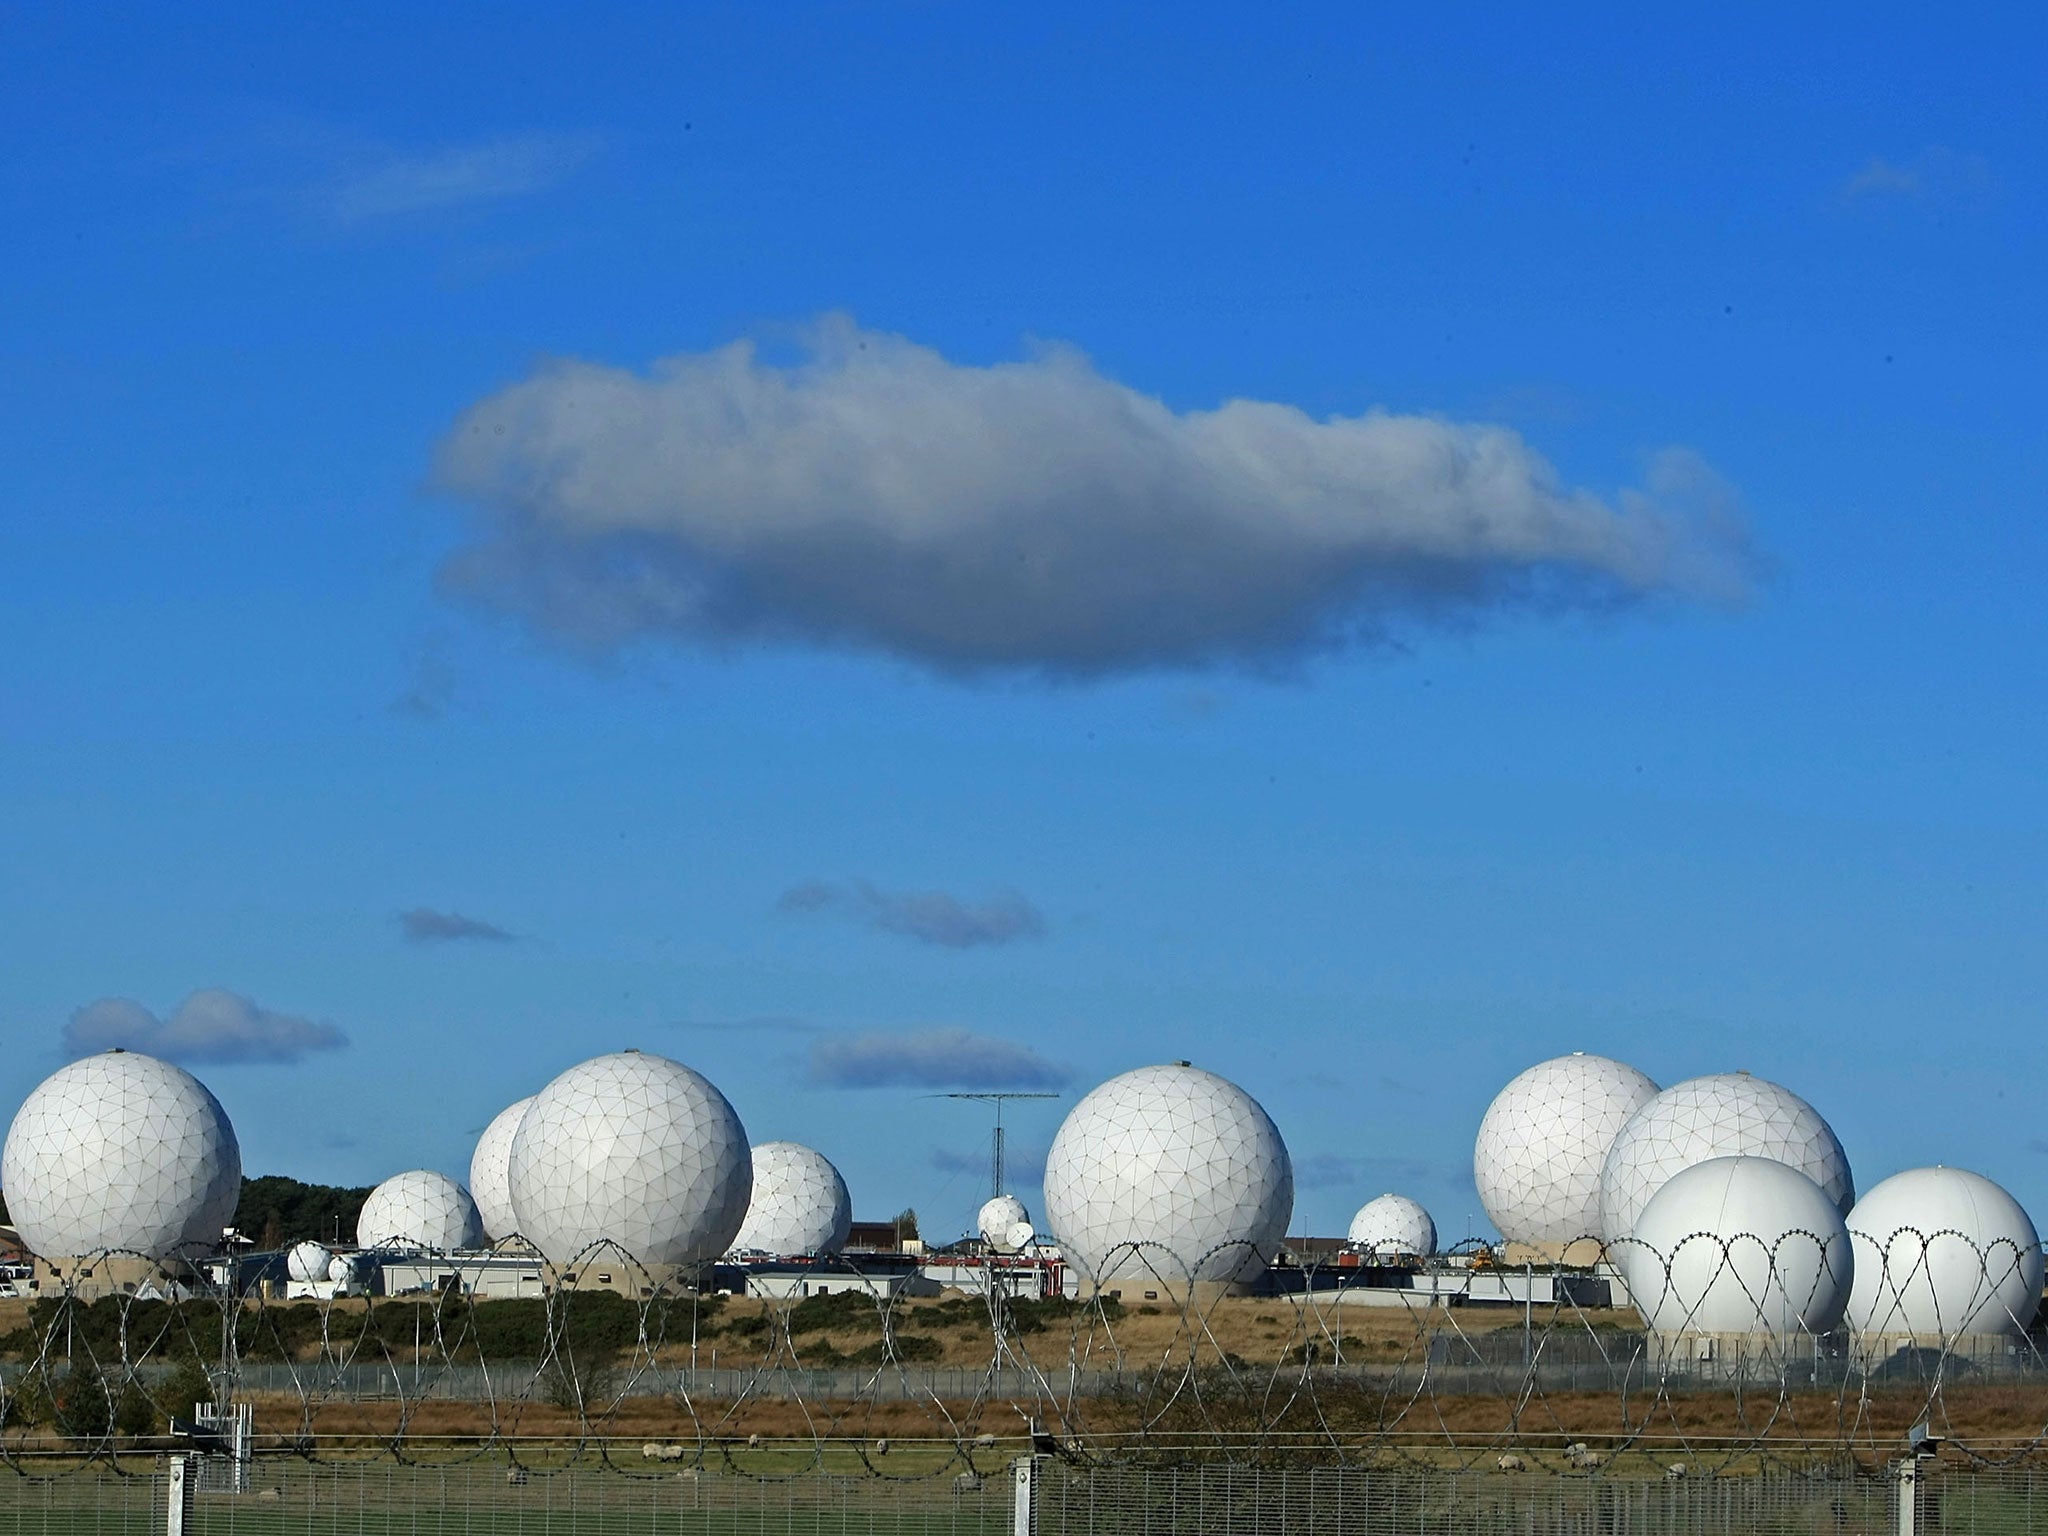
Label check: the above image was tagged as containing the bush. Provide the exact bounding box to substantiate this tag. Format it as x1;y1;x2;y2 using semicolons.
786;1290;881;1336
54;1365;112;1443
538;1349;618;1413
1;1367;53;1429
159;1358;215;1421
113;1383;158;1438
848;1332;942;1365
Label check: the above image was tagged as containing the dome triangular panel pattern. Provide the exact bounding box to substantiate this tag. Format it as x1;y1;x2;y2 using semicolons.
1;1051;241;1260
1043;1063;1291;1286
508;1052;751;1266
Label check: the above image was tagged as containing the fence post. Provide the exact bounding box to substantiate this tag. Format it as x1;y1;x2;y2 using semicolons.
1011;1454;1040;1536
165;1454;193;1536
1895;1457;1918;1536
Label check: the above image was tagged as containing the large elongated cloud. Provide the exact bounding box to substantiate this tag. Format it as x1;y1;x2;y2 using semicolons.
63;989;349;1066
432;319;1752;677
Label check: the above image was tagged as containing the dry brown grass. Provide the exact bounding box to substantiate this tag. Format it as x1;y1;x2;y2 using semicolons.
648;1292;1603;1372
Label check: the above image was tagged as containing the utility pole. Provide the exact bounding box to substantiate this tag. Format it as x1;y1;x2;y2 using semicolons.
942;1093;1060;1197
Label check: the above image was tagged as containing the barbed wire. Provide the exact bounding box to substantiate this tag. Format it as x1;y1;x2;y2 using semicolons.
3;1228;2046;1481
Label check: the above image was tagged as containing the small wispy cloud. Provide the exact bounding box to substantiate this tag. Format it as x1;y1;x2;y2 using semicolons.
390;636;458;720
327;132;599;223
778;880;1045;950
1288;1072;1346;1092
399;908;519;944
808;1027;1070;1089
1837;147;1993;208
64;989;349;1066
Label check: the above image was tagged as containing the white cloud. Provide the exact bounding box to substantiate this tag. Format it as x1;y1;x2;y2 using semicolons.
432;317;1754;678
329;133;598;222
63;989;349;1065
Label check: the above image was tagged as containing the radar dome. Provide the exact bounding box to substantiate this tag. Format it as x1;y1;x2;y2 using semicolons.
1347;1194;1436;1260
978;1195;1030;1250
469;1097;534;1242
730;1141;851;1256
1;1051;241;1259
1599;1073;1852;1243
1626;1156;1852;1336
286;1240;334;1283
1846;1167;2043;1339
1474;1054;1657;1244
508;1051;750;1266
1043;1063;1292;1287
357;1171;483;1252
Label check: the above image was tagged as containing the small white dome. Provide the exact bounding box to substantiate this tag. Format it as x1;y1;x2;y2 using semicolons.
1847;1167;2043;1339
1625;1156;1852;1337
285;1240;334;1283
978;1195;1030;1250
730;1141;852;1256
357;1170;483;1252
1347;1194;1436;1260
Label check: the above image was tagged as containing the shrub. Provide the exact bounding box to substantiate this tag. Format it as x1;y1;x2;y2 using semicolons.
54;1365;113;1443
0;1367;54;1429
538;1349;618;1414
849;1333;942;1365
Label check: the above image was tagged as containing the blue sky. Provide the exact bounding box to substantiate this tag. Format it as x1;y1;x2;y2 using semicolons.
2;5;2043;1247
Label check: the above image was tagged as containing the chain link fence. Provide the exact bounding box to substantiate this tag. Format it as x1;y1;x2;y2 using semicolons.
9;1455;2048;1536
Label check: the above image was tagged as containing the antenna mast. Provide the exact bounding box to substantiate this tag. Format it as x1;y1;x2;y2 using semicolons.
942;1092;1060;1197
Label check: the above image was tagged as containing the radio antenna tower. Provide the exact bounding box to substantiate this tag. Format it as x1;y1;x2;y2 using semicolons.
942;1092;1060;1198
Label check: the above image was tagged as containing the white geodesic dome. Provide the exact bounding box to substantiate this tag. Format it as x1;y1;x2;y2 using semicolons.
1043;1063;1293;1287
729;1141;851;1256
1346;1194;1437;1260
508;1051;751;1267
286;1240;334;1283
1598;1073;1852;1244
1846;1167;2044;1340
1474;1053;1658;1245
357;1170;483;1252
978;1194;1030;1250
1;1050;242;1260
469;1096;534;1242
